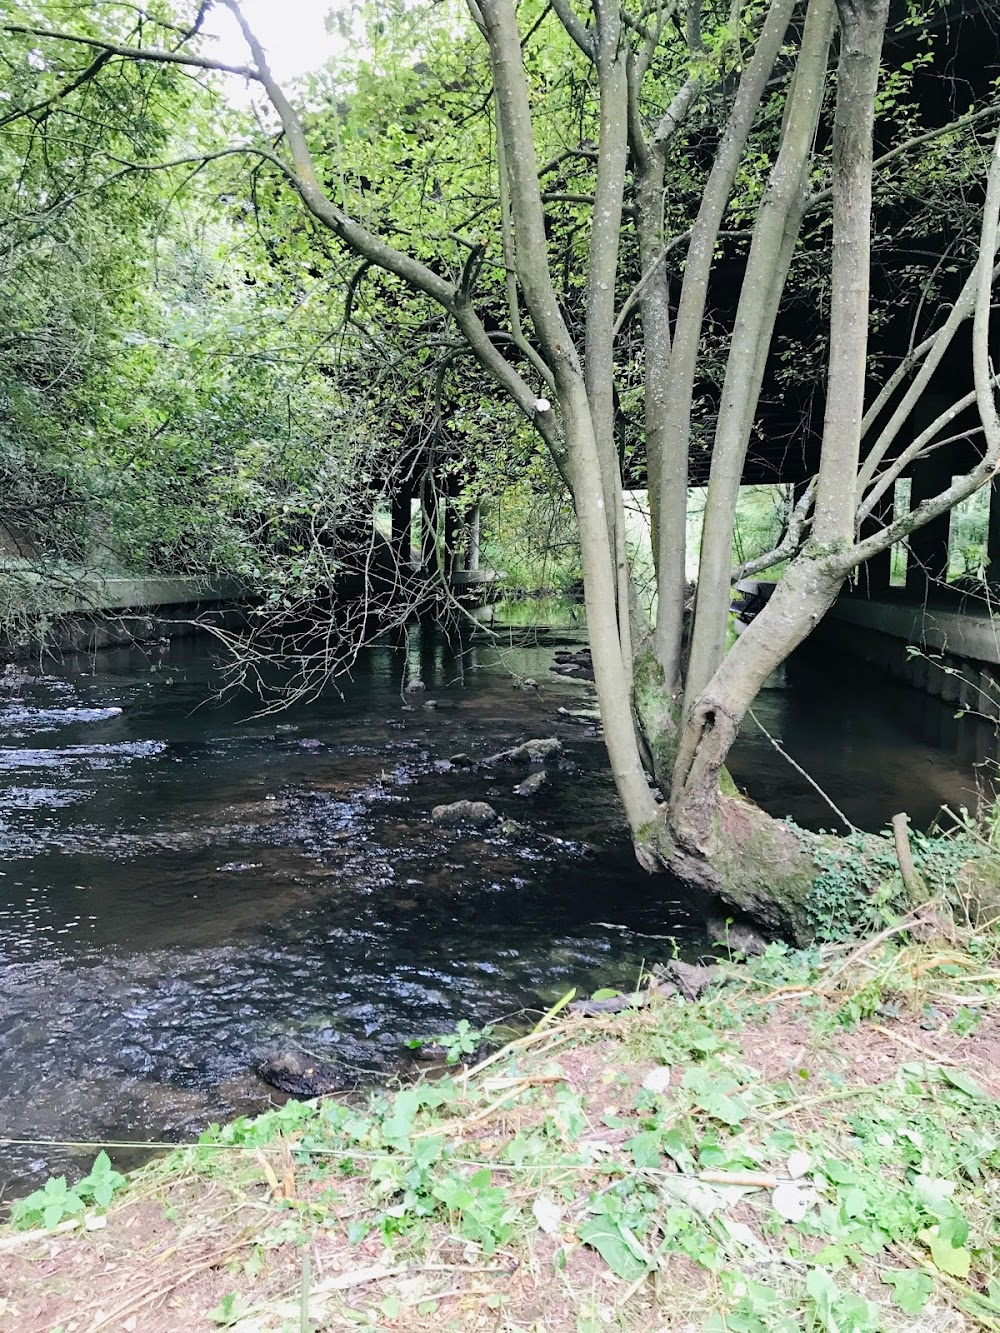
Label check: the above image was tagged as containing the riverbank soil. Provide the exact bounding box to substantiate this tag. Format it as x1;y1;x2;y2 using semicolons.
2;926;999;1331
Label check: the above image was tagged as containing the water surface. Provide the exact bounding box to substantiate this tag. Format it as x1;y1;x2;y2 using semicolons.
0;611;991;1197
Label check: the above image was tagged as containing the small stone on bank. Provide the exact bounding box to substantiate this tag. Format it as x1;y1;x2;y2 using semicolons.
662;958;724;1000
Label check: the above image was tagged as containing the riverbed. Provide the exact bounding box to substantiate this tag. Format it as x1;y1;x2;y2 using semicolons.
0;609;991;1197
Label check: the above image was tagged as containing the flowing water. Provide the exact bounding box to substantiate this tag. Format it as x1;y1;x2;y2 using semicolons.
0;606;992;1197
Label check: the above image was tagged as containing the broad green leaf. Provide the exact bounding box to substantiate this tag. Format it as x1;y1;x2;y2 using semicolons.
577;1217;649;1281
882;1269;934;1316
941;1068;989;1101
920;1228;972;1278
627;1132;662;1169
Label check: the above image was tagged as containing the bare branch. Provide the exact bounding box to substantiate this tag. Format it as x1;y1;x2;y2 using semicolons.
0;49;114;129
733;480;815;581
845;125;1000;570
2;22;260;80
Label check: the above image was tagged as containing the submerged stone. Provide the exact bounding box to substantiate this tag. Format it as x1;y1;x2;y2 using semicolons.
431;799;499;828
514;770;548;797
257;1049;350;1098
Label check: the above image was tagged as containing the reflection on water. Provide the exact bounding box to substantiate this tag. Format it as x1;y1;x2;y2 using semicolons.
0;609;993;1198
729;654;996;831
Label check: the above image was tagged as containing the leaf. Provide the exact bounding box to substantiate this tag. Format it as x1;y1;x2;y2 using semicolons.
626;1131;661;1169
786;1150;812;1179
432;1176;474;1211
641;1065;672;1094
771;1182;815;1223
658;1174;729;1218
381;1087;420;1145
919;1228;972;1278
531;1194;563;1234
941;1068;989;1101
913;1174;956;1216
883;1269;934;1316
590;988;620;1001
805;1267;838;1318
659;1128;697;1174
682;1069;749;1126
577;1217;649;1280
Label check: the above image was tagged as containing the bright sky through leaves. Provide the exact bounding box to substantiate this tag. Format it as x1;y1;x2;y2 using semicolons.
205;0;342;90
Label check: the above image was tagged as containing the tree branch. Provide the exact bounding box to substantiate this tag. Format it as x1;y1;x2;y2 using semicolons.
2;22;260;80
548;0;594;57
0;49;114;129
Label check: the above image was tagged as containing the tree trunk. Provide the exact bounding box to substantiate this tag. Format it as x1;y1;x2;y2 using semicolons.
642;0;892;935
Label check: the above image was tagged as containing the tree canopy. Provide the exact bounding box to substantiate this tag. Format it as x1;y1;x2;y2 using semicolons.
3;0;1000;931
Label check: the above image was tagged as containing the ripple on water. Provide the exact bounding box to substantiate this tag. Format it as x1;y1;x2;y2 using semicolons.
0;740;166;771
0;705;124;733
0;629;715;1199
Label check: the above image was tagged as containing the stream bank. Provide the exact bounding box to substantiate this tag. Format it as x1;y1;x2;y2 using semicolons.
2;926;998;1331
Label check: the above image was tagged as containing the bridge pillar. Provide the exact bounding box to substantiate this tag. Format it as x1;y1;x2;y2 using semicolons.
444;492;460;580
391;488;414;570
987;480;1000;584
419;472;440;572
858;487;892;594
466;503;481;573
906;453;953;595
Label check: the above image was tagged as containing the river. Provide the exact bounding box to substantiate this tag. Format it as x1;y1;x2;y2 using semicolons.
0;606;992;1196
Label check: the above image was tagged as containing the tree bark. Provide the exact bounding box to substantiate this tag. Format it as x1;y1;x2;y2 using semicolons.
812;0;891;547
665;0;890;888
685;0;835;703
651;0;798;680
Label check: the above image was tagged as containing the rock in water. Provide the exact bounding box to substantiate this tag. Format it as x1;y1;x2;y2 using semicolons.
514;770;548;797
484;737;562;766
257;1049;349;1097
431;800;499;828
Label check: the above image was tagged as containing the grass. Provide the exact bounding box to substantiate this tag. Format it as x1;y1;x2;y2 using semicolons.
2;918;1000;1331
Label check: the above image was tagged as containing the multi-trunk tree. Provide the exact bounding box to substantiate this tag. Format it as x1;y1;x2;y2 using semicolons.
6;0;1000;934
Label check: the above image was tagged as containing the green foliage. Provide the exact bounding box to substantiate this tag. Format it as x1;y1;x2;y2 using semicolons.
482;466;582;595
207;1291;253;1327
801;830;904;941
10;1151;126;1230
6;931;1000;1328
799;824;983;942
409;1018;494;1065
